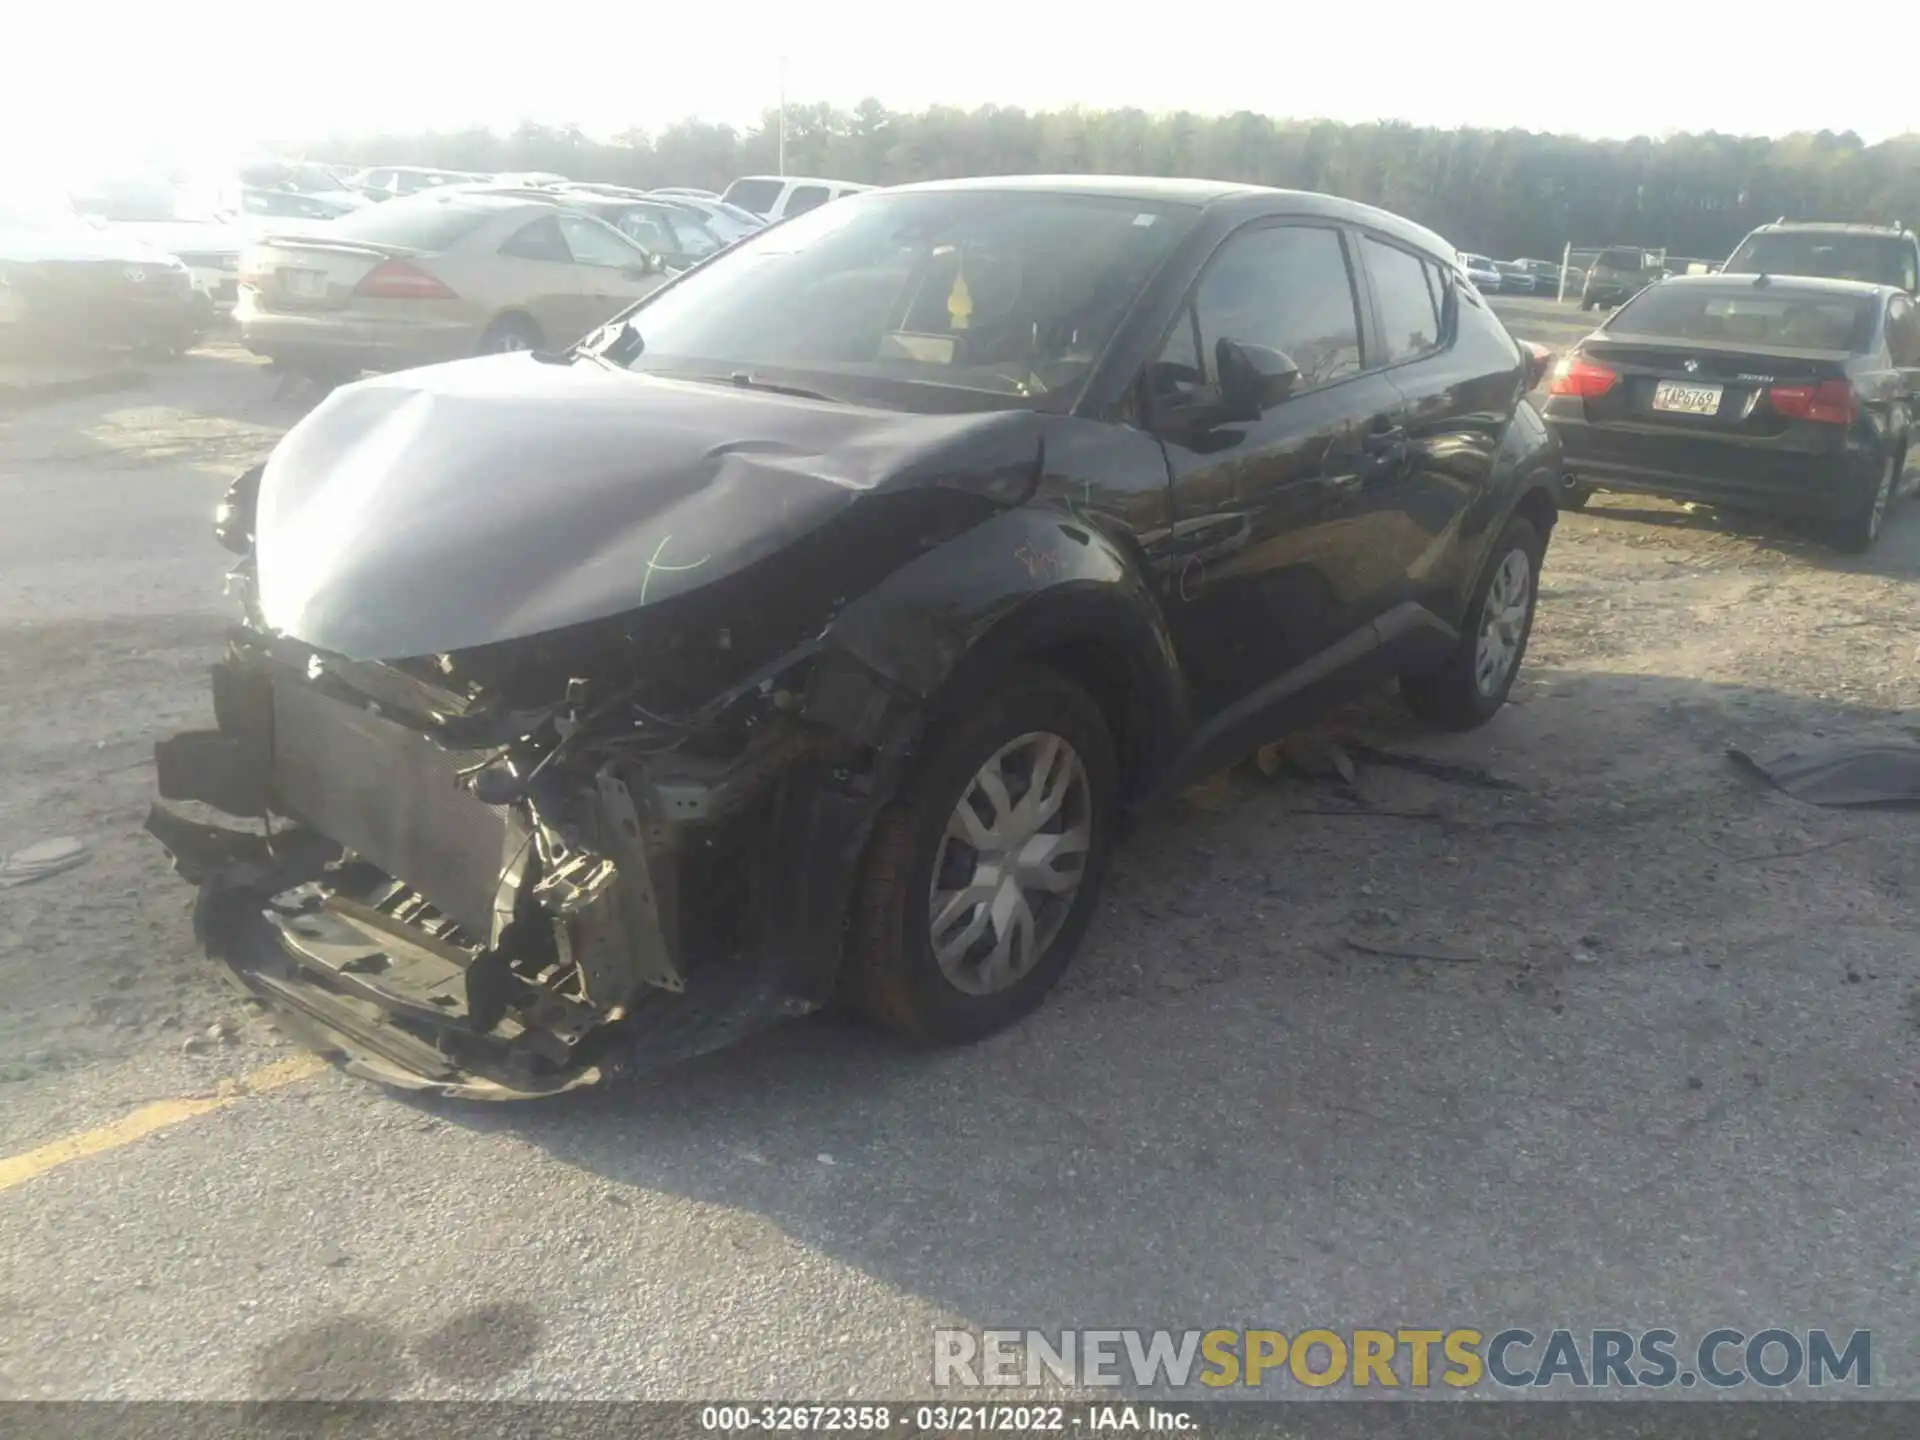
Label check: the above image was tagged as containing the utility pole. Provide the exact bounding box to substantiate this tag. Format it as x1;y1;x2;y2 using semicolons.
777;55;788;177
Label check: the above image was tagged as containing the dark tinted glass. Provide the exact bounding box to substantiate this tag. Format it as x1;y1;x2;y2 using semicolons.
1612;284;1875;352
1194;225;1362;388
1363;236;1443;364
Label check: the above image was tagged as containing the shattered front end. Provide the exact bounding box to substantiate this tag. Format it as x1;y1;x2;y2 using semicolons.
148;622;917;1099
145;370;1049;1097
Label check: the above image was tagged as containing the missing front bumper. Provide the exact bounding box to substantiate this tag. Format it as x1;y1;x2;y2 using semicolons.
145;654;797;1098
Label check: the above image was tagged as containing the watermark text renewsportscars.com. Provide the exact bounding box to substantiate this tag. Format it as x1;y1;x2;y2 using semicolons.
933;1327;1872;1391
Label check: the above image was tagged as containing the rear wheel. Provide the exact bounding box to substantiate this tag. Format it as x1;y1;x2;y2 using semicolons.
1560;481;1594;511
477;313;542;355
845;668;1117;1045
1832;453;1899;554
1580;296;1596;312
1401;516;1544;731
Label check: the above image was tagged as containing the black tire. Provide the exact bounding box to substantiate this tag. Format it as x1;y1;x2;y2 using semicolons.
845;666;1118;1045
1580;296;1596;312
1401;515;1545;732
1561;482;1594;511
1831;452;1899;554
476;313;543;355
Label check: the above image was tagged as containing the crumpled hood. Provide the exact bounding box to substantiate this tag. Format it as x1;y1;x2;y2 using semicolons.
254;355;1044;661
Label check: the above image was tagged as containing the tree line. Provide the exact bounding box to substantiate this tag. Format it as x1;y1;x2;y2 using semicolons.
292;105;1920;262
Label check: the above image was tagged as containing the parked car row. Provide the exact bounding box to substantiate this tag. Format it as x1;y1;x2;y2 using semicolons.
5;161;889;357
0;197;205;353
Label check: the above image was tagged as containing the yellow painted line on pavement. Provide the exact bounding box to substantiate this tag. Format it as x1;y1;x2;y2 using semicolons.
0;1053;326;1194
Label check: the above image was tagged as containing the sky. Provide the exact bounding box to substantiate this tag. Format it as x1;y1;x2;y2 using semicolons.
6;0;1914;180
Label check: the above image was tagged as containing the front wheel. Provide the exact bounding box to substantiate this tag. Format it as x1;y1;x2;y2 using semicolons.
845;667;1118;1045
1401;516;1544;731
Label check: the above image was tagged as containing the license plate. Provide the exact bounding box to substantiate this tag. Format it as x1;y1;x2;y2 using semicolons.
1652;380;1722;415
280;268;329;300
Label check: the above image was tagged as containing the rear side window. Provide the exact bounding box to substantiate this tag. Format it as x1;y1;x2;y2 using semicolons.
784;185;831;217
1597;248;1646;271
1612;285;1875;352
499;215;571;263
722;178;783;215
1363;236;1444;364
1190;223;1363;390
328;196;492;250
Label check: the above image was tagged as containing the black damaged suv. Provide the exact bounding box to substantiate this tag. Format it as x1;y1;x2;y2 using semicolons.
149;177;1563;1098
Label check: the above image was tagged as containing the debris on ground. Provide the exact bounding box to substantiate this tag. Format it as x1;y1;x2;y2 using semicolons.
1343;937;1481;964
1727;742;1920;808
0;837;91;888
1345;744;1523;792
181;1017;239;1054
1254;733;1357;783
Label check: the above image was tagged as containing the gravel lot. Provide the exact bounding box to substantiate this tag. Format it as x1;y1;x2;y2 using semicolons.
1;304;1916;1400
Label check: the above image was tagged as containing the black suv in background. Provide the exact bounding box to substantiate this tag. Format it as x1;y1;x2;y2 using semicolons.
1723;221;1920;296
148;177;1564;1099
1581;246;1666;310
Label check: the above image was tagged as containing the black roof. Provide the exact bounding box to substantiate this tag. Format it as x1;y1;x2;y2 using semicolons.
874;174;1456;263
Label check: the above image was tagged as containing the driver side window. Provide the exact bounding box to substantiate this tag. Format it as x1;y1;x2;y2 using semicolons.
1152;223;1364;402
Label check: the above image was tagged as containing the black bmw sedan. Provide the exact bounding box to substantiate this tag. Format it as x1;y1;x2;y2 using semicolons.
1545;273;1920;551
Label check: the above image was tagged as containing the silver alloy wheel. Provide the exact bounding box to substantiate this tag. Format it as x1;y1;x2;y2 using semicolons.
928;730;1093;996
485;329;531;353
1473;547;1534;697
1866;457;1896;541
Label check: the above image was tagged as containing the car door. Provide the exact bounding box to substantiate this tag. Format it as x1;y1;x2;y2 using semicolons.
556;212;666;333
1346;233;1504;629
495;213;597;345
1144;219;1404;709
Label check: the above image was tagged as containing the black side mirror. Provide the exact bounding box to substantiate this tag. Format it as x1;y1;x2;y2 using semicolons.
1216;338;1301;419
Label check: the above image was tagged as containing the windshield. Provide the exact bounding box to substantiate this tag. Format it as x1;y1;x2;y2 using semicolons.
1611;284;1875;352
1724;232;1908;288
598;188;1201;412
